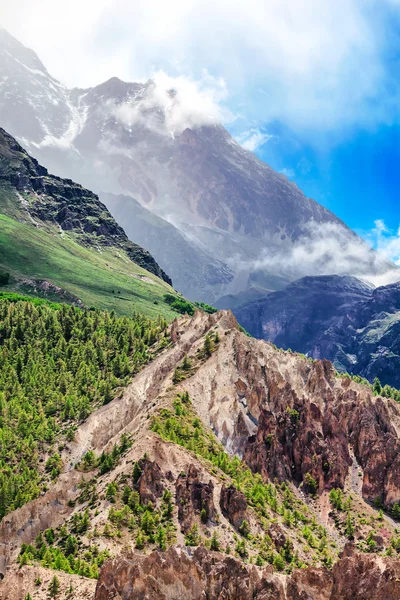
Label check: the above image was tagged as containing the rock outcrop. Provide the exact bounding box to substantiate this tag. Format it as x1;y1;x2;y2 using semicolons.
175;465;216;532
219;484;247;530
134;457;165;505
94;545;400;600
244;358;400;506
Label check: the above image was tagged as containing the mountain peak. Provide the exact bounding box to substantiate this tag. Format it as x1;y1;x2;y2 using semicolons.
0;28;50;77
1;31;396;305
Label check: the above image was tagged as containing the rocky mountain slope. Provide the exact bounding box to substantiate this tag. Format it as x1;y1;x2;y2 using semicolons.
94;544;400;600
1;29;395;303
235;274;400;388
0;127;185;318
0;128;170;283
2;303;400;599
101;192;233;300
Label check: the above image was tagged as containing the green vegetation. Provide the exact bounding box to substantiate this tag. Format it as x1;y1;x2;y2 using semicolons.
150;393;333;570
163;293;217;317
163;293;196;315
194;301;218;314
48;575;60;598
0;270;9;286
79;434;132;476
105;467;176;552
0;296;168;519
18;526;110;579
303;473;318;496
338;372;400;403
0;213;177;319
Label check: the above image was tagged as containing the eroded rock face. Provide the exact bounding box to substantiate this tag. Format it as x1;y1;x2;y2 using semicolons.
219;484;247;530
238;352;400;507
135;458;164;505
94;545;400;600
94;546;283;600
329;544;400;600
244;399;352;494
175;465;216;532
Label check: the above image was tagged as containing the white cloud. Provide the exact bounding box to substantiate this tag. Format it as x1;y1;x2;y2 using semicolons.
1;0;400;133
249;220;400;287
110;71;234;136
236;128;273;151
362;220;400;268
280;167;295;179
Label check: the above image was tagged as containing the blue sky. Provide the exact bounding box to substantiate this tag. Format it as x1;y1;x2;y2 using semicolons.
2;0;400;255
247;123;400;234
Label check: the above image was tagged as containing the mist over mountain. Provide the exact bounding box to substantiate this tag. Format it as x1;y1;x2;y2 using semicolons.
1;28;396;303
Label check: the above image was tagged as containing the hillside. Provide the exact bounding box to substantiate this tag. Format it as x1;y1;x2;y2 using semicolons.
1;300;400;599
100;192;233;301
2;29;396;303
234;274;400;388
0;128;183;319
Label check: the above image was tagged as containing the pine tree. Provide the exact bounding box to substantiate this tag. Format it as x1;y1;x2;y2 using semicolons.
132;461;142;484
373;377;382;396
135;530;145;549
210;531;220;551
344;513;355;539
203;334;213;358
48;574;60;598
156;525;167;550
239;519;250;538
182;355;191;370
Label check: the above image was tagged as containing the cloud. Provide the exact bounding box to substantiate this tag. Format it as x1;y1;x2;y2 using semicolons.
280;167;295;179
110;71;234;136
248;220;400;287
236;128;273;151
362;220;400;267
2;0;400;134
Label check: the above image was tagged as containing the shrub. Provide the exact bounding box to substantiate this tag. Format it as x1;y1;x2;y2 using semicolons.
0;271;10;285
303;473;318;496
185;523;200;546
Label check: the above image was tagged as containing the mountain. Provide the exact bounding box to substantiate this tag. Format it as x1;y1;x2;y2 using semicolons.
0;127;181;318
100;192;234;300
1;29;395;303
234;274;400;387
2;301;400;599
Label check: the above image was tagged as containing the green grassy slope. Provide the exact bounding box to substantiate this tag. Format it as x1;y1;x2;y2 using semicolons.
0;213;177;319
0;128;184;318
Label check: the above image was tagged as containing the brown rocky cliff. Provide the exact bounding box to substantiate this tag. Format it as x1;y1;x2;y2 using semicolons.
182;322;400;507
94;545;400;600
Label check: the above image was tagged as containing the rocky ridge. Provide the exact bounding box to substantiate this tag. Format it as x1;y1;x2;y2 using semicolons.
1;310;400;598
0;127;171;284
235;274;400;388
94;543;400;600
